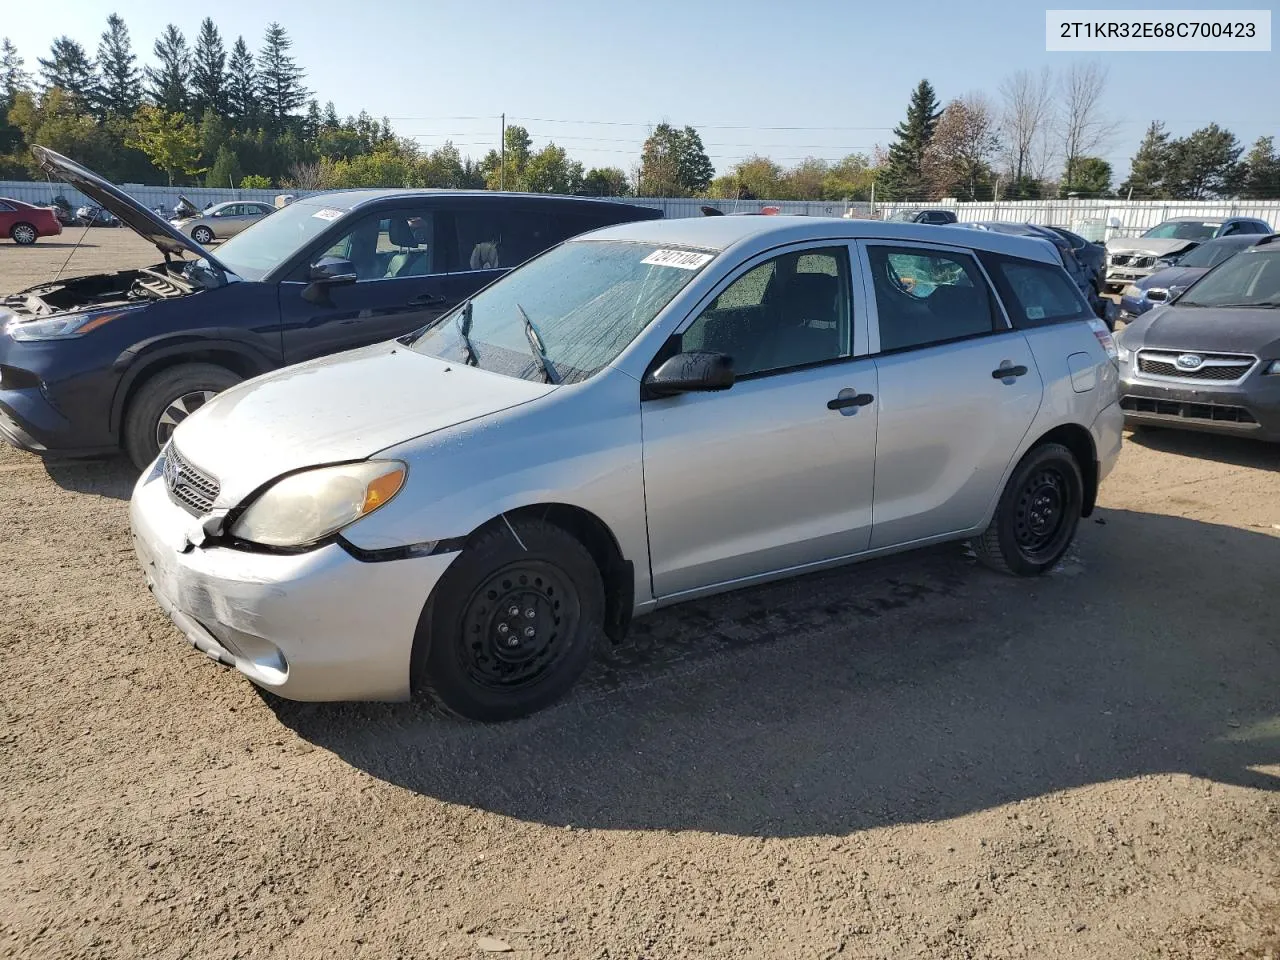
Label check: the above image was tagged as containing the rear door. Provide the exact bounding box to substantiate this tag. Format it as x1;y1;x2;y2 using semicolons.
279;204;458;364
859;240;1043;549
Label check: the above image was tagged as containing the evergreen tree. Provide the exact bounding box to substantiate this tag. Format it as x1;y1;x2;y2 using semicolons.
145;24;190;113
1;38;31;101
879;79;942;200
256;23;308;127
322;100;339;128
1164;124;1243;199
190;18;226;118
37;37;97;105
676;126;714;194
94;14;140;118
1241;136;1280;200
1118;121;1172;199
225;36;257;128
304;99;321;139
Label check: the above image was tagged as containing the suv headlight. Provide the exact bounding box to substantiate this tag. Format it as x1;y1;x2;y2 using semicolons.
6;307;140;341
1264;360;1280;376
229;460;406;548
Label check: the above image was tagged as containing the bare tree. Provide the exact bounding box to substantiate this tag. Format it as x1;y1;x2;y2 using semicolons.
286;160;327;190
998;67;1055;195
923;93;1001;200
1056;61;1119;191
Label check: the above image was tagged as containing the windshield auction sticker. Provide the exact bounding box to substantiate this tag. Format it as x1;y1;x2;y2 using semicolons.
642;249;714;270
312;209;344;221
1046;9;1270;50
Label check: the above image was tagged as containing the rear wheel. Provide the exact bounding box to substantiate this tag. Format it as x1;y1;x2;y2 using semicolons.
973;442;1083;577
123;363;242;470
415;518;603;721
191;226;214;244
10;222;37;245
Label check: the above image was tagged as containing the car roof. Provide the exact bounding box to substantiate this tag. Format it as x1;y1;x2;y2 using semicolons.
294;189;658;214
581;215;1061;264
1162;216;1225;223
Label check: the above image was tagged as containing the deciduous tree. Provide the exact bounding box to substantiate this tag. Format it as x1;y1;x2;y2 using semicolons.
129;105;204;184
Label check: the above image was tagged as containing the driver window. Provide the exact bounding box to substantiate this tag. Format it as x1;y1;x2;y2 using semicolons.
316;211;436;281
681;247;852;378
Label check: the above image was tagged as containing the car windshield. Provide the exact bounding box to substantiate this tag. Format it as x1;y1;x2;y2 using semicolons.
211;198;348;281
1142;221;1220;241
1177;240;1249;269
1178;250;1280;308
408;239;712;383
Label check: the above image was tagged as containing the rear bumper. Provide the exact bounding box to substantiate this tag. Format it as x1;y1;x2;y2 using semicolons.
1118;373;1280;441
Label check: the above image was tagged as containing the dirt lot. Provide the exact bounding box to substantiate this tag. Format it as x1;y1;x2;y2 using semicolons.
2;231;1280;959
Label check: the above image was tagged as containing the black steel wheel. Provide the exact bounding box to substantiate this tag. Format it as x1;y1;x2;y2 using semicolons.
416;517;604;721
974;442;1083;577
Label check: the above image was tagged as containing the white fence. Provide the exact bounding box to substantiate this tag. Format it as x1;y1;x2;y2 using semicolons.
872;199;1280;237
4;177;1277;233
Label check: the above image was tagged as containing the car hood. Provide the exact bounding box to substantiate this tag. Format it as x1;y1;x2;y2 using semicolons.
1137;265;1208;292
1106;236;1200;257
170;342;555;508
1121;305;1280;356
31;145;233;277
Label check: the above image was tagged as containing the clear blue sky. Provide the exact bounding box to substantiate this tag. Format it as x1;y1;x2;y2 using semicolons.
4;0;1276;181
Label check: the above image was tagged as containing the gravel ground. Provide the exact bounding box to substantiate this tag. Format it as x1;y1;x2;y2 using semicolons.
2;231;1279;959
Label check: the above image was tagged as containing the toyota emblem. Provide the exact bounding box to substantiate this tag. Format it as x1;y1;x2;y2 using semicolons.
1175;353;1204;370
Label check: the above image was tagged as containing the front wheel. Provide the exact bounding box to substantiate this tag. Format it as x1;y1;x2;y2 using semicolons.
123;363;242;470
973;442;1084;577
191;226;215;245
415;518;604;721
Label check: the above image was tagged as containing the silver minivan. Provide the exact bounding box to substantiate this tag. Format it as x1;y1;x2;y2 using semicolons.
130;216;1124;721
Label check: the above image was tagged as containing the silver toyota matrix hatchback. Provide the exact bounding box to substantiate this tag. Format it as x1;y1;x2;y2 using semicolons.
130;216;1123;721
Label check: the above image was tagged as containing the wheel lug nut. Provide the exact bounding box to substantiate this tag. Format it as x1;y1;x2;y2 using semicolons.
497;623;509;635
524;608;535;618
523;626;536;638
508;605;520;617
506;636;520;647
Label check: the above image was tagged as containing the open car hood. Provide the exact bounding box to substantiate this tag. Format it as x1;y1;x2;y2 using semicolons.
32;145;233;274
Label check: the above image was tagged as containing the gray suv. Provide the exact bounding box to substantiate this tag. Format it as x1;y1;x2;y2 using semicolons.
1105;216;1273;290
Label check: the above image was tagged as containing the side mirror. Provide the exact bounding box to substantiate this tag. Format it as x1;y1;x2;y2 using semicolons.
642;351;735;399
309;257;358;285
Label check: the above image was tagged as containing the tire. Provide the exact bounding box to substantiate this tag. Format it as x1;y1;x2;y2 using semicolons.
973;442;1084;577
191;226;214;245
10;222;38;245
416;517;604;722
123;363;242;470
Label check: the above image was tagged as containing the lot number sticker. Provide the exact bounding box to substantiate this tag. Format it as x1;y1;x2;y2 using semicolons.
642;249;714;270
312;208;344;221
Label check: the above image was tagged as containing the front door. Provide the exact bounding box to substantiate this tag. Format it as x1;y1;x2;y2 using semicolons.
641;243;879;599
858;241;1043;549
279;206;457;364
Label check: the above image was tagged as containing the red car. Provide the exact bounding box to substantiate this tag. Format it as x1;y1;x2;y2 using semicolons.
0;197;63;245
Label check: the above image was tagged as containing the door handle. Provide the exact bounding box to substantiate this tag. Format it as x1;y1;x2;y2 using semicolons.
991;364;1028;379
827;392;874;410
408;293;448;307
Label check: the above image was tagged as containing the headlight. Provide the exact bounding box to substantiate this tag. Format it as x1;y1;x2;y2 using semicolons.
1122;285;1142;299
229;460;407;548
6;308;139;341
1264;360;1280;376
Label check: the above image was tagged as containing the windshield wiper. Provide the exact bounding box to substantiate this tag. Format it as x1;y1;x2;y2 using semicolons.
1184;301;1280;308
517;302;561;384
454;300;478;365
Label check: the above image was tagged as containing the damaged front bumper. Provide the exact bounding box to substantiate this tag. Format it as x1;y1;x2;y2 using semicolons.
129;461;460;701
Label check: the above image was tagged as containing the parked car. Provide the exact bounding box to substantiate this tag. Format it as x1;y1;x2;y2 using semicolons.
129;214;1123;720
0;145;663;469
0;197;63;245
953;221;1113;327
1118;234;1274;319
886;209;958;225
50;195;77;226
1105;216;1273;291
1044;225;1106;284
171;200;275;244
1117;236;1280;441
75;204;120;227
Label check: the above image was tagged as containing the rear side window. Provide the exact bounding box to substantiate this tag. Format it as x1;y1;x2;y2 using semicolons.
867;245;999;352
454;207;553;271
981;253;1093;328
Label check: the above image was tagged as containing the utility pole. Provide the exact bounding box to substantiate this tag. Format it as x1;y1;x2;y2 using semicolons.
500;113;506;191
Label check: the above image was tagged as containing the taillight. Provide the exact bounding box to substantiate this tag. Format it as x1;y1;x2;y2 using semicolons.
1088;317;1118;363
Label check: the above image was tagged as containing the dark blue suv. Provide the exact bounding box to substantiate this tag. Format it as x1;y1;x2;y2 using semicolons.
1;147;661;467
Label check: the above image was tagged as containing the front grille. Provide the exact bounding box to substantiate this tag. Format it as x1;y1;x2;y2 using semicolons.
164;444;220;515
1110;254;1133;266
1121;396;1257;424
1110;253;1155;269
1135;350;1255;383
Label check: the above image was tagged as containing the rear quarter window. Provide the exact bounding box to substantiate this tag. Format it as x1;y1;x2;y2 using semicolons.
980;252;1093;328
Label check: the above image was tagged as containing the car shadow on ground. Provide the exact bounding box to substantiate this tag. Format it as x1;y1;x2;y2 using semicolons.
43;455;135;500
268;509;1280;838
1127;427;1280;470
10;241;100;249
